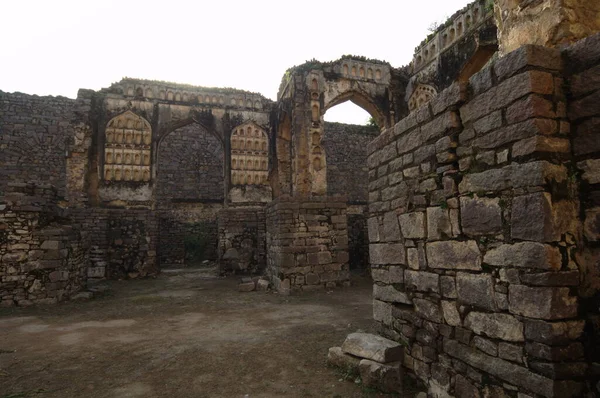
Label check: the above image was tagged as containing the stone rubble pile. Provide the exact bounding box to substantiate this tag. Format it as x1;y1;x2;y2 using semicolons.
328;332;403;393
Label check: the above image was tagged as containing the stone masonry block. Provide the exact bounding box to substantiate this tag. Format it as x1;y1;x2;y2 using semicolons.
457;272;496;310
460;196;503;236
426;241;481;270
484;242;562;270
494;45;563;82
404;270;439;293
382;211;401;242
464;312;525;342
369;243;405;265
398;212;426;239
373;284;412;305
511;192;557;242
509;285;578;320
426;207;452;241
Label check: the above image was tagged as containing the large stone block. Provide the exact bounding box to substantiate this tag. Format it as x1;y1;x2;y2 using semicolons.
426;241;481;270
483;242;562;270
511;192;556;242
460;197;503;236
578;159;600;185
382;211;401;242
584;208;600;241
509;285;578;320
426;207;453;241
404;270;439;293
413;298;442;323
367;217;381;243
341;332;403;363
464;312;524;342
359;359;402;393
398;212;426;239
459;161;567;194
456;273;495;311
373;284;412;305
524;319;585;344
369;243;405;265
327;347;361;371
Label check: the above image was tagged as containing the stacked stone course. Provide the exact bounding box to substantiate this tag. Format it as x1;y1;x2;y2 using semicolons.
0;183;87;306
218;206;266;274
367;38;600;397
265;196;350;293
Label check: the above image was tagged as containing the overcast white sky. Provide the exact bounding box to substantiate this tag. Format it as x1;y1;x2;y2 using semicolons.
0;0;470;124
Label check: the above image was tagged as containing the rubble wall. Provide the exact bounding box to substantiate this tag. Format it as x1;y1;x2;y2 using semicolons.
0;183;87;307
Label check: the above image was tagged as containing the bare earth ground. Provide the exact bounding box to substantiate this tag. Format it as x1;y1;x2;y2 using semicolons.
0;268;419;398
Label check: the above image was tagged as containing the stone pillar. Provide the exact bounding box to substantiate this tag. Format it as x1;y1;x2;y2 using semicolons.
265;196;349;294
495;0;600;55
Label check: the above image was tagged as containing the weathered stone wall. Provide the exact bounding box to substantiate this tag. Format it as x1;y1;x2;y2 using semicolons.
0;183;87;307
265;197;349;294
367;41;597;396
0;92;76;197
566;33;600;380
157;204;222;266
70;208;158;279
156;123;224;206
218;206;266;274
323;122;378;202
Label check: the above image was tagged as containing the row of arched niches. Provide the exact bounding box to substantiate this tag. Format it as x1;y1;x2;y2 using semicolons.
103;112;270;185
120;85;265;110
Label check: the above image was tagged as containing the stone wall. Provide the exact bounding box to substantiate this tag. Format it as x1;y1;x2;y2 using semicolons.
217;206;266;274
0;183;87;307
157;204;222;266
265;197;349;294
566;33;600;379
156;123;224;206
70;208;158;279
323;122;378;202
0;92;75;197
367;40;598;397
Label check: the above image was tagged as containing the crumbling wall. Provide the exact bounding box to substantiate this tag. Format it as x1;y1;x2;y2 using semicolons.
0;92;75;197
265;197;349;293
70;207;158;279
0;183;87;307
367;40;598;396
217;206;266;274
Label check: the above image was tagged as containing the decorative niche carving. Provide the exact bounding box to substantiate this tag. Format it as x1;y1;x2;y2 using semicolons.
230;122;269;186
104;111;152;182
408;84;438;112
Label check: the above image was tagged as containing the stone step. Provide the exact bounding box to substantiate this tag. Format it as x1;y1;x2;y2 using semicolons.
341;332;403;363
327;346;361;371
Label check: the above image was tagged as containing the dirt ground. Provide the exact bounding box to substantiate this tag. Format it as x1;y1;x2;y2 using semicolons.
0;268;419;398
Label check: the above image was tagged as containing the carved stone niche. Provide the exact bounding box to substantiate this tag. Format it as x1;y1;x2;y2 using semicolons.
104;111;152;182
230;121;269;186
408;84;438;112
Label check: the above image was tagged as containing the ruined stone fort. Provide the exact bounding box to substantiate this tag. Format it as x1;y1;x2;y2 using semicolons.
1;0;600;396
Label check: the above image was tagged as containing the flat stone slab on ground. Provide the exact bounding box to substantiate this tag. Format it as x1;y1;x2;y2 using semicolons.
341;332;403;363
359;359;403;393
327;346;361;372
238;281;256;292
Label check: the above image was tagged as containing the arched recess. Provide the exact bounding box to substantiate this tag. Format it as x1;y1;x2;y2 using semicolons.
155;119;224;207
408;84;438;112
103;111;152;183
324;90;388;130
